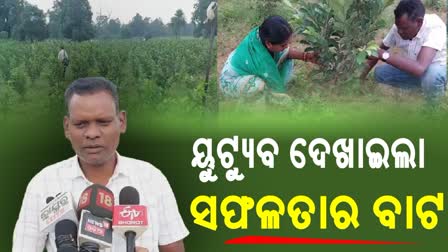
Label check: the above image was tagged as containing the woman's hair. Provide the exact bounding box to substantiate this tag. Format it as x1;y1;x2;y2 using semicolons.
259;16;293;45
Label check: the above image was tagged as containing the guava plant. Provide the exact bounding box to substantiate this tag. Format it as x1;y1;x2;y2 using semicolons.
284;0;394;83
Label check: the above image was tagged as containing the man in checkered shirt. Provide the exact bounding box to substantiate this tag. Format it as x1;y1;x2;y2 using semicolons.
13;77;189;252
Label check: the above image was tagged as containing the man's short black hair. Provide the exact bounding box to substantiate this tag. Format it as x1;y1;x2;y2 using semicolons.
394;0;425;21
64;77;119;115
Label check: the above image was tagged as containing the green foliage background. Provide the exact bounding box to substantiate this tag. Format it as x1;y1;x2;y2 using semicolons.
0;38;217;115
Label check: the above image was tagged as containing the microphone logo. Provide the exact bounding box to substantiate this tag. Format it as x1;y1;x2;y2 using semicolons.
113;205;148;226
119;206;141;220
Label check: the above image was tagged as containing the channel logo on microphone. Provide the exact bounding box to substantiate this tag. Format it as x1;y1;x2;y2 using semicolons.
113;205;148;226
79;210;113;247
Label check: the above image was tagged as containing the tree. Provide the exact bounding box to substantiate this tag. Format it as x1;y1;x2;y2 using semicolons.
12;3;48;41
127;13;148;37
191;0;213;37
0;0;23;38
48;0;94;41
181;22;195;37
147;18;168;37
94;14;109;38
106;18;122;38
169;9;186;38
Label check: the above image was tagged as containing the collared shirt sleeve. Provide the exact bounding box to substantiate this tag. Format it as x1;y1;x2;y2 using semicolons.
157;173;189;246
13;179;47;252
422;23;446;51
383;25;397;48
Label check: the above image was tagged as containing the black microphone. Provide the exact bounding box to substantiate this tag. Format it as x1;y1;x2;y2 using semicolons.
55;219;78;252
121;187;139;252
79;242;100;252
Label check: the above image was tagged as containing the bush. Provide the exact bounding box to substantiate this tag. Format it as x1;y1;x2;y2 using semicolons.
0;31;8;39
425;0;445;11
0;81;20;114
256;0;282;19
286;0;394;83
8;64;28;97
0;38;216;113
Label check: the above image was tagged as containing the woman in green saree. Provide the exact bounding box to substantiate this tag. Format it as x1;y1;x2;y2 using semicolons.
220;16;318;98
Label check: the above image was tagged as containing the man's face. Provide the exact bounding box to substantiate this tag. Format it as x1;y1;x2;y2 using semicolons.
395;14;423;40
64;91;126;167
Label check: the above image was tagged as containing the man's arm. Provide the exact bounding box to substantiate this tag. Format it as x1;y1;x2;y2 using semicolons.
378;46;437;77
156;171;189;251
360;43;390;79
159;240;185;252
13;182;47;252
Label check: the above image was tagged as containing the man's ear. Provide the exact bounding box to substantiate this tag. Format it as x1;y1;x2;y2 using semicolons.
118;111;127;133
63;116;71;140
416;17;424;27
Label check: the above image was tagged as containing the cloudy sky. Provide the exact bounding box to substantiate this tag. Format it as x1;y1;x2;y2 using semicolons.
27;0;197;24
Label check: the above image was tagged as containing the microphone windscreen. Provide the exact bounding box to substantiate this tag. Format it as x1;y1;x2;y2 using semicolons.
55;219;77;237
119;186;140;205
55;219;78;252
77;184;114;219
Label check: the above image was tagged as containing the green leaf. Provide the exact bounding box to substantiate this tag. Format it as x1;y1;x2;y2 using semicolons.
366;41;379;49
369;50;379;58
328;0;353;22
356;51;367;65
282;0;293;8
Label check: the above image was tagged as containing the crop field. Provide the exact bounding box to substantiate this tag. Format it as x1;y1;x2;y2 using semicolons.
0;38;217;117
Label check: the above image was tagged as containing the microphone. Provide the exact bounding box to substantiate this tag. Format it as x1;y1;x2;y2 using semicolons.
77;184;114;219
39;192;78;233
46;196;55;204
79;242;99;252
113;186;149;252
55;219;78;252
77;184;114;249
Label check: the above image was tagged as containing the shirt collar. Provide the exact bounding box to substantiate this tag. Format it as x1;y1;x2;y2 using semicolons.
414;15;427;40
64;152;130;180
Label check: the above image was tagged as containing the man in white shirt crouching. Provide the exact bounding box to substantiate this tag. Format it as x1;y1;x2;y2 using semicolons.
362;0;447;104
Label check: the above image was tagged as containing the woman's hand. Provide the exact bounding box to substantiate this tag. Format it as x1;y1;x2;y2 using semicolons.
136;247;149;252
303;51;319;64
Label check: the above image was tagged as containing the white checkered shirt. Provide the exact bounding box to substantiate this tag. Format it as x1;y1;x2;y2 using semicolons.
13;153;189;252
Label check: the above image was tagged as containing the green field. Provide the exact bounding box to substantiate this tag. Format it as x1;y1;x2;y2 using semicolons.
0;38;217;117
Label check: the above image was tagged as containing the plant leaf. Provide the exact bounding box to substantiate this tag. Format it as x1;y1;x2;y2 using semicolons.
328;0;353;22
356;51;367;65
283;0;293;8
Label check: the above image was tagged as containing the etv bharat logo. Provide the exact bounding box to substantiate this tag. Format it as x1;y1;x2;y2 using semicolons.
119;206;141;220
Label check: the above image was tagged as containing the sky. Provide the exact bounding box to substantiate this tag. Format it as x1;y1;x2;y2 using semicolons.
27;0;197;24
